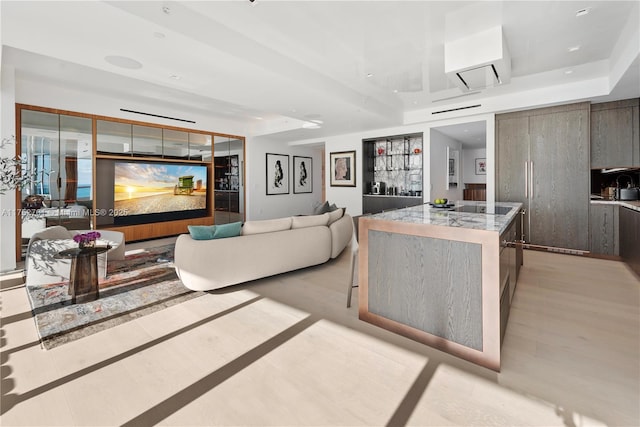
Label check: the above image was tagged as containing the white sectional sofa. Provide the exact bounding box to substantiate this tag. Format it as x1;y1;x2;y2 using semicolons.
174;209;353;291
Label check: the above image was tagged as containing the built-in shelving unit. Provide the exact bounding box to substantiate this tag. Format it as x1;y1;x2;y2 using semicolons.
15;104;245;258
93;116;216;242
214;155;240;214
362;132;423;214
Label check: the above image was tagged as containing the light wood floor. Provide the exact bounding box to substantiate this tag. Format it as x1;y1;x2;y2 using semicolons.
1;244;638;426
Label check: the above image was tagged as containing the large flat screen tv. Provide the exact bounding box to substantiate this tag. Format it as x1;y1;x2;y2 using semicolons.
113;161;208;225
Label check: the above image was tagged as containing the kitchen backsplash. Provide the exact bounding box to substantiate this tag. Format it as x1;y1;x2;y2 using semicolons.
591;168;640;198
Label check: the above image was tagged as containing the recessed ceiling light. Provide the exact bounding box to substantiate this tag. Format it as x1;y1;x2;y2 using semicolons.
393;89;398;93
105;55;143;69
568;45;581;52
564;69;574;75
302;122;321;129
366;73;374;78
575;7;590;17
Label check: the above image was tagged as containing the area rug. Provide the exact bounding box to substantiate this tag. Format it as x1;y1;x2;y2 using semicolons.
25;244;203;349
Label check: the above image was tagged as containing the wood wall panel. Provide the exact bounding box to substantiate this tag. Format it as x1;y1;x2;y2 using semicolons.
367;230;483;351
102;216;213;242
590;204;619;256
619;207;640;277
528;107;590;250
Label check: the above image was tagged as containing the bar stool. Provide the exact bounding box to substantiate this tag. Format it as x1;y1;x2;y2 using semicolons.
347;215;363;308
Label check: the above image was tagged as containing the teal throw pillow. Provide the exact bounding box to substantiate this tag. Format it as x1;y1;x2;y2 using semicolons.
213;221;242;239
188;225;217;240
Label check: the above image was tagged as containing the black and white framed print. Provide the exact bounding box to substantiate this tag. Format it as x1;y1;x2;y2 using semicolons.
293;156;312;194
330;150;356;187
266;153;289;195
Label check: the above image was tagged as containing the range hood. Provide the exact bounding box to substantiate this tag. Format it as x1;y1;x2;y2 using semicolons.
444;26;511;92
601;167;640;173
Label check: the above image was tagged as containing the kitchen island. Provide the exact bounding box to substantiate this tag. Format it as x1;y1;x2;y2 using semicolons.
358;201;523;371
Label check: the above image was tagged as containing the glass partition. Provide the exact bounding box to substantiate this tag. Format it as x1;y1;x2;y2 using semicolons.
60;114;93;209
96;120;131;155
213;135;244;224
20;110;92;257
18;106;243;259
132;124;162;157
163;129;189;159
189;132;212;161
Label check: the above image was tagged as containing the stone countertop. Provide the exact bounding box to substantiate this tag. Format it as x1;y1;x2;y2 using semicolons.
590;200;640;212
366;201;523;234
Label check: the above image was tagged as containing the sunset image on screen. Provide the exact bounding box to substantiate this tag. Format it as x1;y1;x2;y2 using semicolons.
114;162;207;216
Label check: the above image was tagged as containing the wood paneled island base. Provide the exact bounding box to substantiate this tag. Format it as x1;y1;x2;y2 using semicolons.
358;202;522;371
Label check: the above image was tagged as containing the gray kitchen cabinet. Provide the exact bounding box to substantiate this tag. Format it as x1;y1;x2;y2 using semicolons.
619;207;640;277
589;203;619;256
496;115;529;207
590;98;640;168
635;103;640;167
496;102;590;251
499;213;523;344
363;195;422;214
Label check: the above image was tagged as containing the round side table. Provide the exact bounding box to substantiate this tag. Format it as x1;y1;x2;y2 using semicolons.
57;246;110;304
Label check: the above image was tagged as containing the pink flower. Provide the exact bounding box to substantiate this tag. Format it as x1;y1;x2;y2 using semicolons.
73;231;101;244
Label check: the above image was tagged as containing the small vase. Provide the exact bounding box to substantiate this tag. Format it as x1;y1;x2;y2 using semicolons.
79;241;95;250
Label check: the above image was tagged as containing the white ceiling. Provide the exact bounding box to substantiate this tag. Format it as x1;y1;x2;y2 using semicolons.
2;1;639;146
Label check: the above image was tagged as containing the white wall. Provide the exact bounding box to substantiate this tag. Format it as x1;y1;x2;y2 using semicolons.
429;129;463;202
246;136;323;220
0;62;17;272
462;148;487;185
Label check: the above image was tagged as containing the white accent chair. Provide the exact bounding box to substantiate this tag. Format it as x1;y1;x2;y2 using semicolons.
25;226;125;287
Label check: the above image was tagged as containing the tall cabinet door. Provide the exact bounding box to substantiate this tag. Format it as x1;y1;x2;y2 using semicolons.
496;114;530;240
528;106;590;250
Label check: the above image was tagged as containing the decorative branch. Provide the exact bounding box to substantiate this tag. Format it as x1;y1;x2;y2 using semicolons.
0;135;37;195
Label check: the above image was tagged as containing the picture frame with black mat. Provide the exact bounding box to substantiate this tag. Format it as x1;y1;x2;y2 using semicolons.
266;153;289;195
293;156;312;194
330;151;356;187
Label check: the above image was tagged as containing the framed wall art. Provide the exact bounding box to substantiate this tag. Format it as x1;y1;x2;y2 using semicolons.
293;156;312;194
266;153;289;195
330;151;356;187
475;158;487;175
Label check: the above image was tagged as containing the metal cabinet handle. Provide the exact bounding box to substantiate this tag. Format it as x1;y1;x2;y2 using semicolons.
530;161;534;199
524;161;528;198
